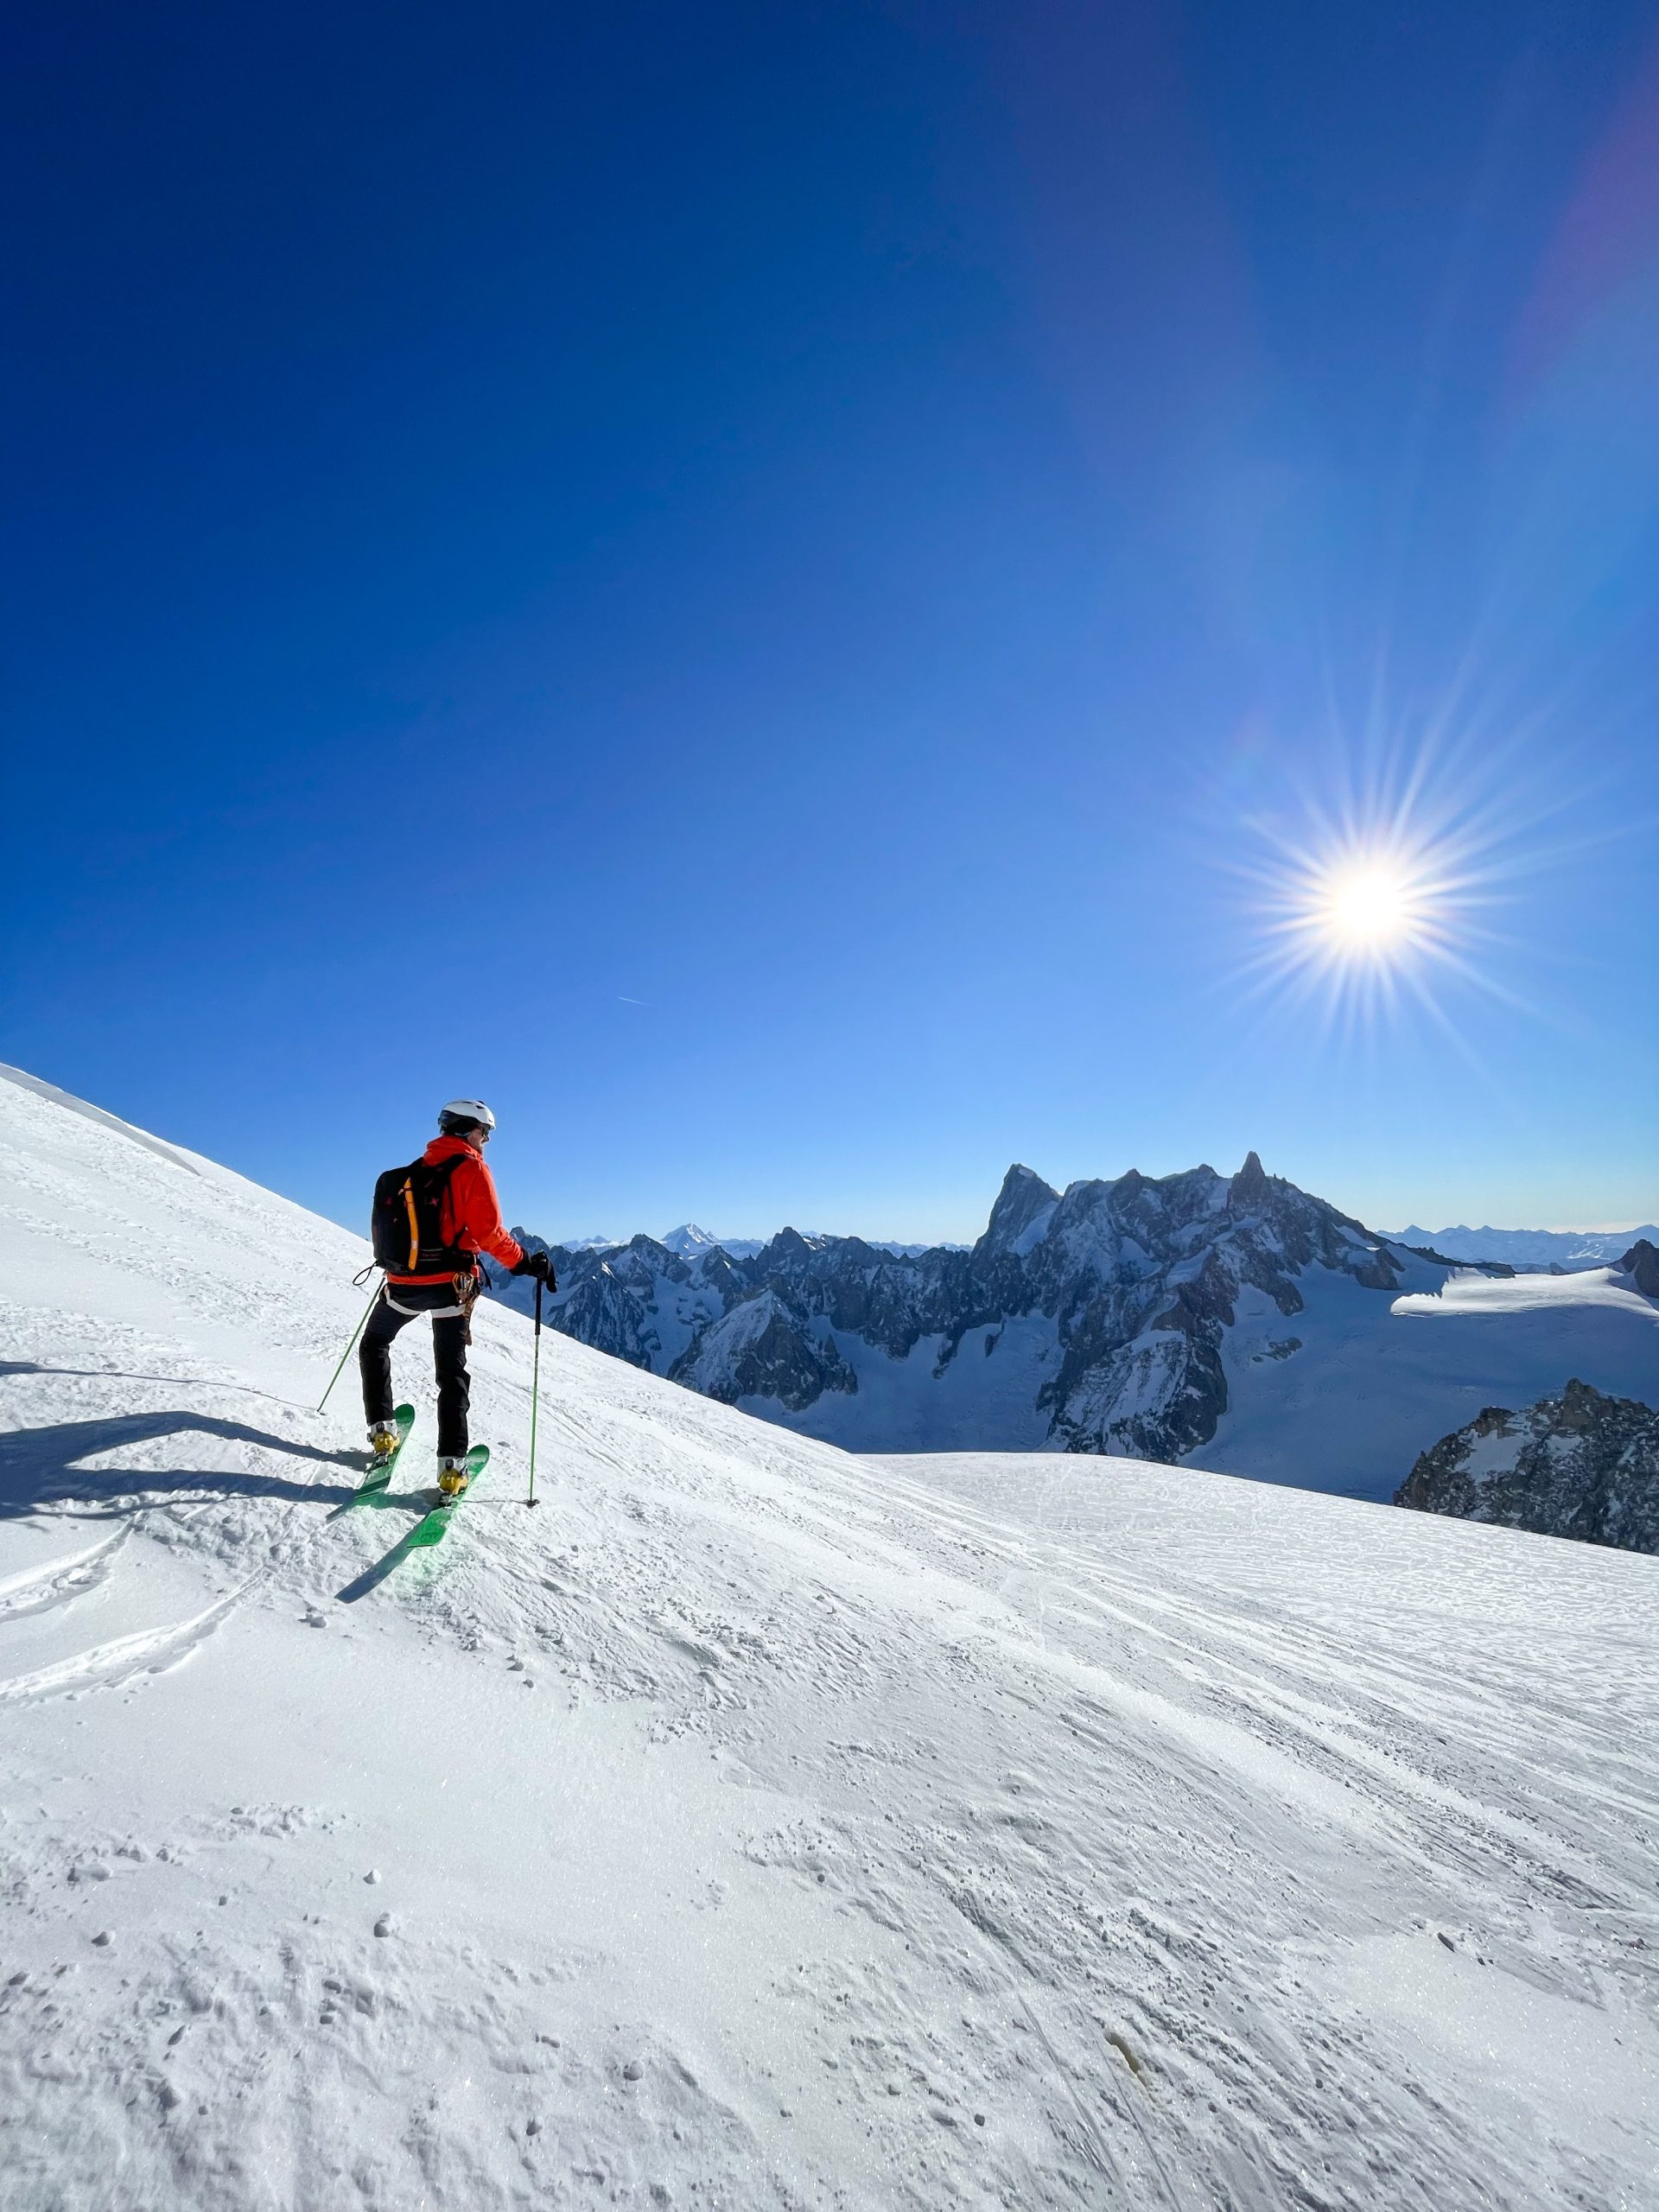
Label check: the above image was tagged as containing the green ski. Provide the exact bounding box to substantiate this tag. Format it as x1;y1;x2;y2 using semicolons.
328;1404;417;1518
344;1402;416;1507
334;1444;491;1601
406;1445;489;1548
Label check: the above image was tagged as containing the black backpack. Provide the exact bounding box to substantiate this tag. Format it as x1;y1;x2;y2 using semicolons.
371;1154;474;1274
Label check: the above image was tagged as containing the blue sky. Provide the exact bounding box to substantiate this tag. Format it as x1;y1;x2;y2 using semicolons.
6;1;1657;1245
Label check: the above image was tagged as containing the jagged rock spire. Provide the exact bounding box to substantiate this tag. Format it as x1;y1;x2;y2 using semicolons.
1230;1151;1271;1210
982;1164;1061;1253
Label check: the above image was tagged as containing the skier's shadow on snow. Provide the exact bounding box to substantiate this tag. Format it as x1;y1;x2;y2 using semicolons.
0;1411;363;1519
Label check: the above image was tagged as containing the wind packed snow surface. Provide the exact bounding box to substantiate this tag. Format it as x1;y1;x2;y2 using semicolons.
1;1066;1656;2212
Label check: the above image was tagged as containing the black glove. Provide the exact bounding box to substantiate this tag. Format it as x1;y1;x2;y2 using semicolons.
512;1249;554;1288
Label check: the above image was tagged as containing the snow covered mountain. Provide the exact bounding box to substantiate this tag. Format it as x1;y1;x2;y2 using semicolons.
3;1062;1657;2209
661;1222;723;1255
1397;1374;1659;1552
493;1156;1659;1502
660;1223;768;1260
1387;1222;1659;1269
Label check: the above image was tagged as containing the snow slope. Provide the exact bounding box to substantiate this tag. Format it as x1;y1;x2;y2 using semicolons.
1392;1264;1659;1322
2;1065;1656;2210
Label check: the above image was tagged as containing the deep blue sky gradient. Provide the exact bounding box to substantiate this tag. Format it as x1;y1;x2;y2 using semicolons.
6;2;1657;1242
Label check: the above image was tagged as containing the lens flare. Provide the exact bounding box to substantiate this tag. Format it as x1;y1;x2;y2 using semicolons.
1228;795;1529;1049
1216;668;1621;1054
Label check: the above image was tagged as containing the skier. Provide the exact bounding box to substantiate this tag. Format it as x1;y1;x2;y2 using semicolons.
361;1100;552;1495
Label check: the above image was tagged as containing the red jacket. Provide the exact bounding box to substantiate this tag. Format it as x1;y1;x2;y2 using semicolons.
386;1135;525;1285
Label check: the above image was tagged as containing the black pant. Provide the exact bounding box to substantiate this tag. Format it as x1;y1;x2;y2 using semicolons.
360;1283;473;1459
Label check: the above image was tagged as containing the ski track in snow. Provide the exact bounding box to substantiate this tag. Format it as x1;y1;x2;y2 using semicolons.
0;1577;255;1704
0;1525;130;1621
1;1066;1657;2212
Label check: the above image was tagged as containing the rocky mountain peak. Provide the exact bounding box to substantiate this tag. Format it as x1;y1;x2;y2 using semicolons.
1618;1238;1659;1299
1557;1376;1607;1431
670;1288;856;1412
762;1226;817;1262
979;1164;1061;1257
662;1224;721;1257
1230;1150;1271;1211
1395;1378;1659;1553
494;1153;1640;1498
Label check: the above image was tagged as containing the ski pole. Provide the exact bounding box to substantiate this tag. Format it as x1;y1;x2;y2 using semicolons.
318;1273;384;1412
526;1274;544;1508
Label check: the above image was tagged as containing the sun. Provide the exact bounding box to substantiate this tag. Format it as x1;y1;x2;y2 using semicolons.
1224;709;1560;1040
1236;818;1488;1023
1292;847;1441;970
1315;861;1419;950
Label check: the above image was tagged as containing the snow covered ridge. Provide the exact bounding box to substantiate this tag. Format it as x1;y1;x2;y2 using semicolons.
1390;1246;1659;1320
1397;1377;1659;1551
493;1159;1659;1503
4;1061;1659;2209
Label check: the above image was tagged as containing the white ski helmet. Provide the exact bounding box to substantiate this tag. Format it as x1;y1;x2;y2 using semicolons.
438;1097;496;1135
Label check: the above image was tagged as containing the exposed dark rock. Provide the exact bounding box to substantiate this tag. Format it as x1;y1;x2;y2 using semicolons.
668;1292;856;1412
1395;1379;1659;1553
1619;1239;1659;1299
978;1165;1061;1257
492;1155;1444;1461
545;1262;658;1371
1229;1151;1270;1211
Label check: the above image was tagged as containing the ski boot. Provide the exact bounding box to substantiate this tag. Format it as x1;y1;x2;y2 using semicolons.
436;1456;471;1500
367;1420;401;1468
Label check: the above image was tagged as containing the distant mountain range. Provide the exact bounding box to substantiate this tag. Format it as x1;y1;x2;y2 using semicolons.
563;1218;1659;1274
489;1160;1659;1502
660;1223;748;1258
1387;1224;1659;1269
573;1224;961;1262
